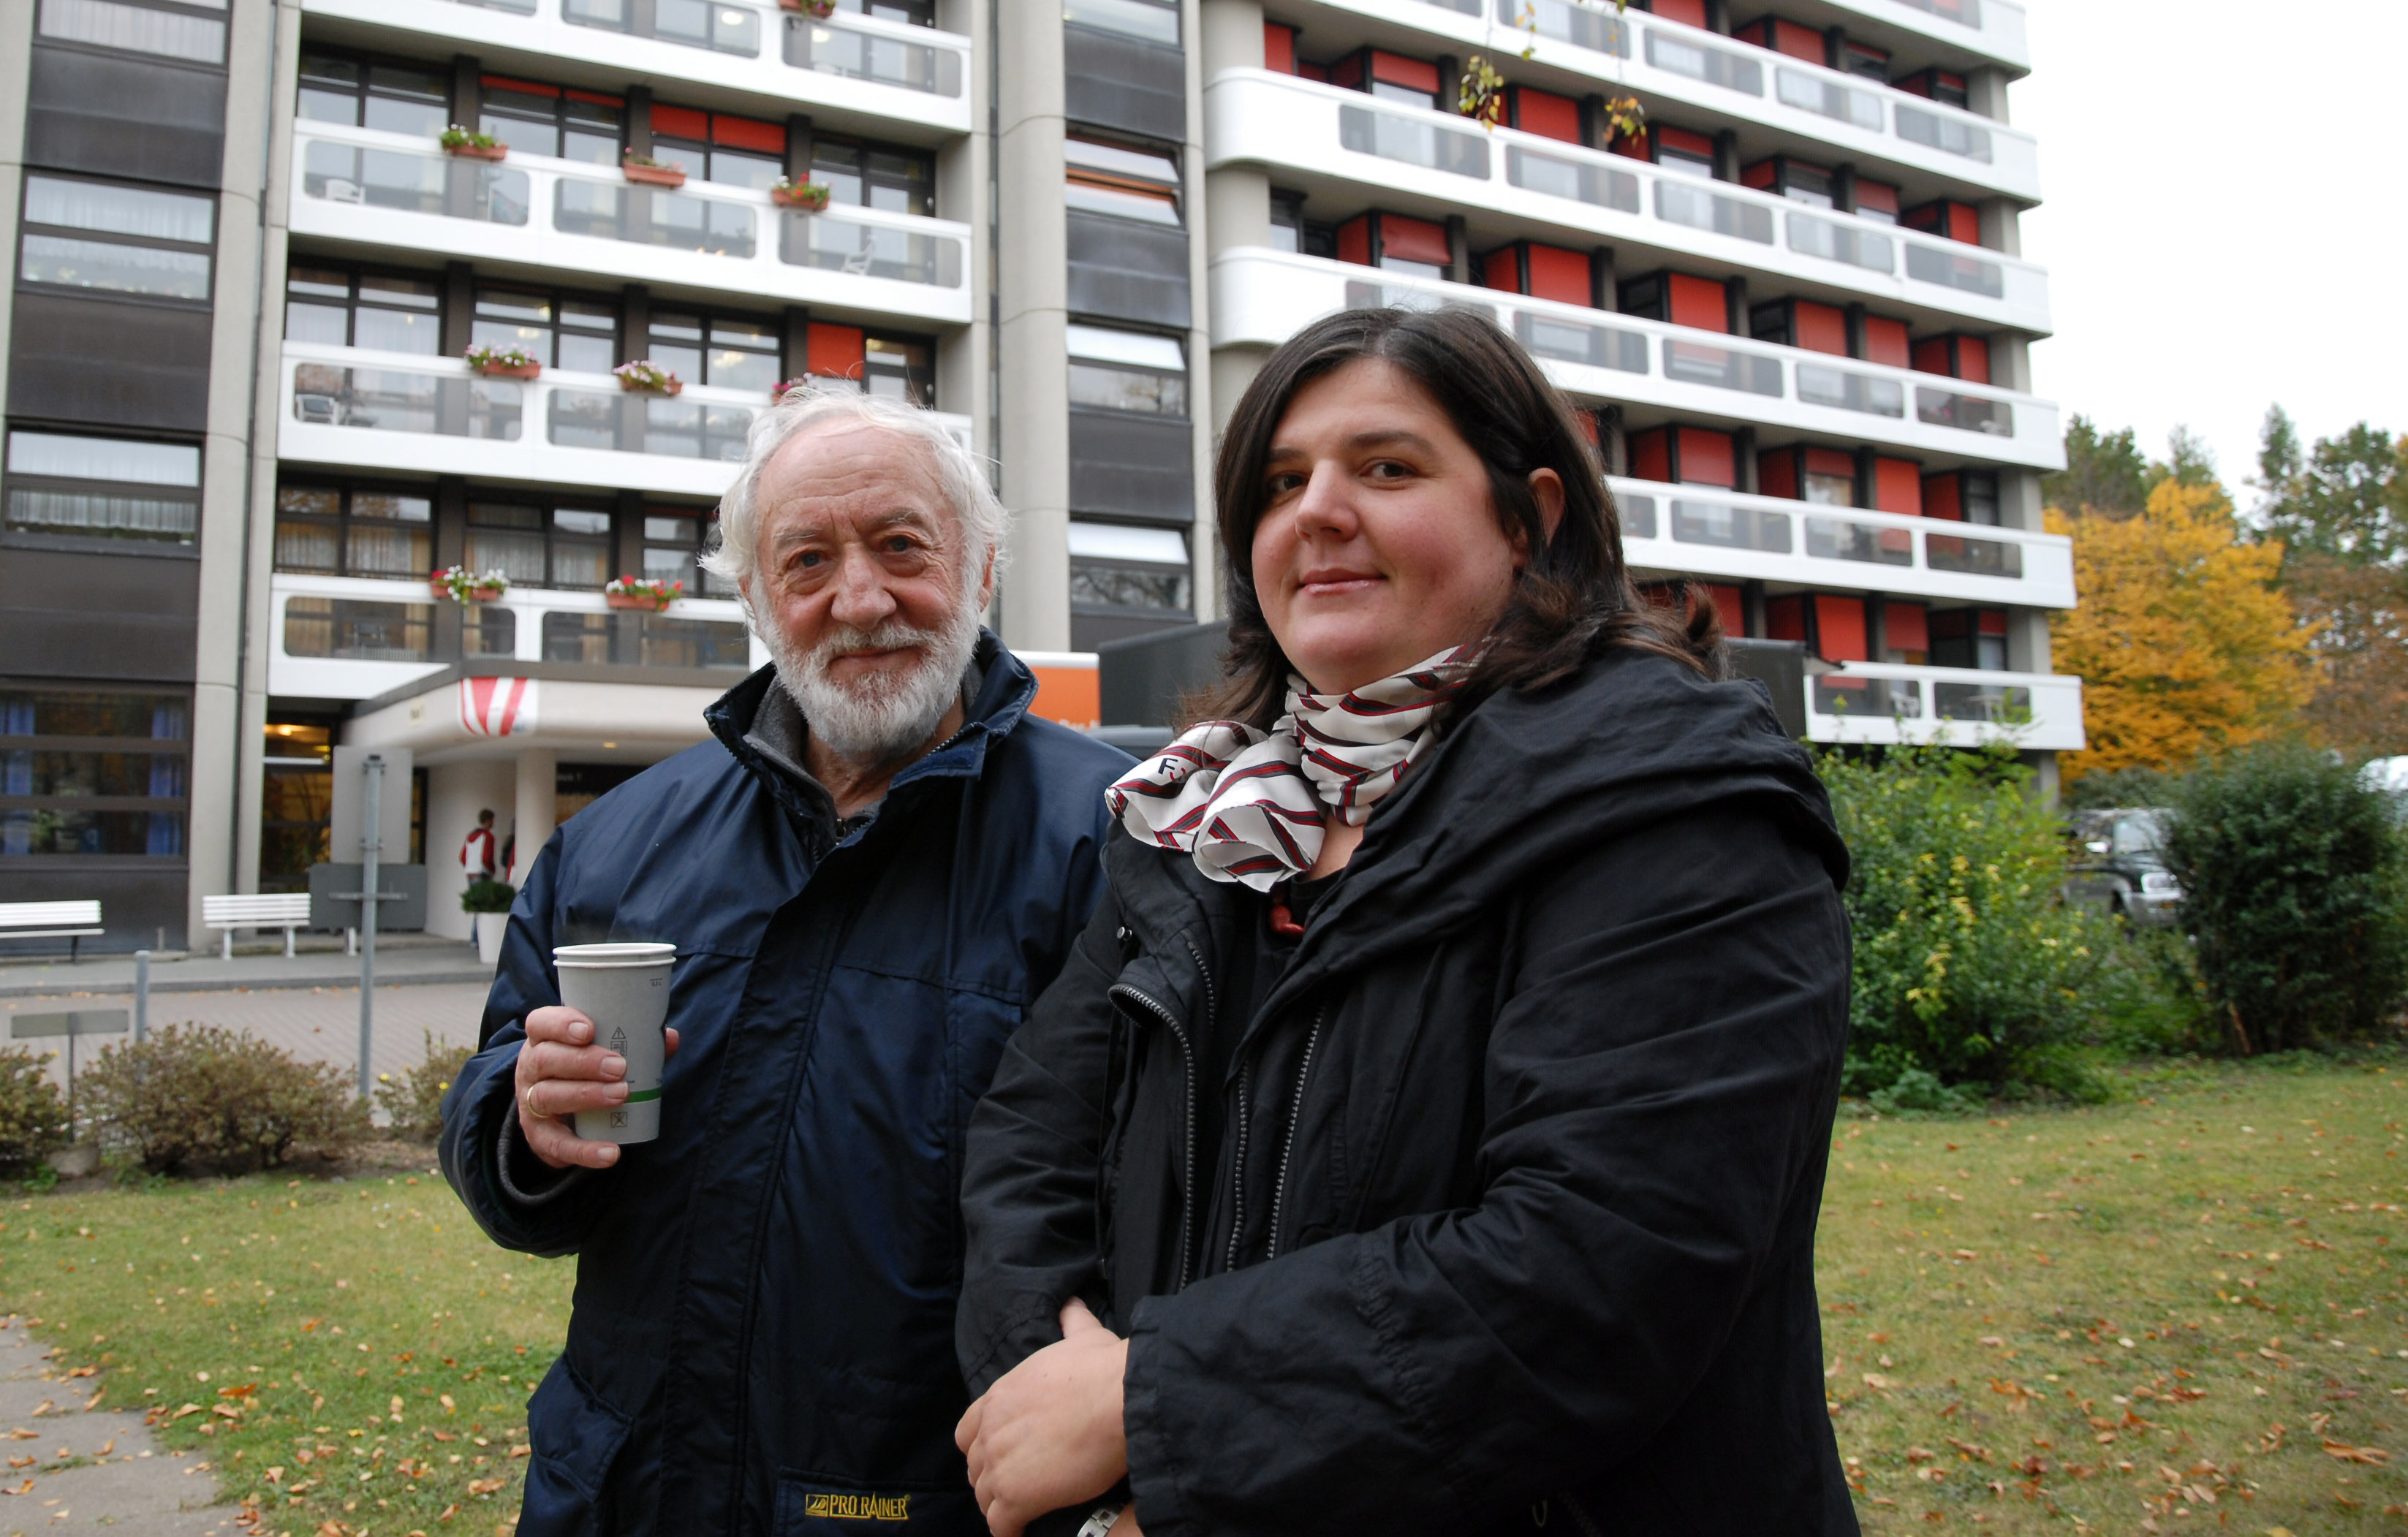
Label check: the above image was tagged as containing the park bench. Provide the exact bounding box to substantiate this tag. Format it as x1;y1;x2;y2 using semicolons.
0;900;105;962
202;892;313;961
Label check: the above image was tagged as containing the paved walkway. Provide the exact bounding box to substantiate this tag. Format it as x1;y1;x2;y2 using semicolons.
0;938;491;1002
0;1313;225;1536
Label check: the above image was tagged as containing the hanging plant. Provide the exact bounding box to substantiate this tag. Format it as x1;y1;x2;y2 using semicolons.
1458;55;1507;130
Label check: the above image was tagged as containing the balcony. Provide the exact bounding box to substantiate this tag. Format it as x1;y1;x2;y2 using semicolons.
1212;248;2064;471
1246;3;2036;200
276;341;975;496
1610;476;2072;608
1801;0;2030;75
1801;661;2081;751
289;121;974;327
1205;71;2048;336
268;572;768;701
298;0;972;140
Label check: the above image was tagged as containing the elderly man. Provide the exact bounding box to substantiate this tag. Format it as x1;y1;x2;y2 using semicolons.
439;390;1128;1536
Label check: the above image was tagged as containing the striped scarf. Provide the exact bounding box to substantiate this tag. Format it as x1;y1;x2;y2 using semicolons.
1104;646;1477;890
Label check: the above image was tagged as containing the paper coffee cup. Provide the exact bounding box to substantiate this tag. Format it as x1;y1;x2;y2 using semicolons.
553;942;675;1145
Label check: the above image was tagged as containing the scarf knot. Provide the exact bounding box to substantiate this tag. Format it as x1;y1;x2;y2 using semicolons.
1103;646;1477;891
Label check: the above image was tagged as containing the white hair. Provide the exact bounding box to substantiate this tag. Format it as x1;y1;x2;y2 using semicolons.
702;385;1008;608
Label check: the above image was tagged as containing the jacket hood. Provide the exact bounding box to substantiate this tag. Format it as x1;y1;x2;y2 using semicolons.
1106;647;1848;1031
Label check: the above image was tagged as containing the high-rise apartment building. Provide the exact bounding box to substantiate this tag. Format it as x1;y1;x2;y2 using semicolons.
0;0;2070;951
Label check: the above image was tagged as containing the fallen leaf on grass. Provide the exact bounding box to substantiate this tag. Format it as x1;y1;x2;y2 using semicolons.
467;1477;506;1496
2322;1439;2390;1465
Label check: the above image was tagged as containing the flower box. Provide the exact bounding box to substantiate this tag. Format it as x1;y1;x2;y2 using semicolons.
474;359;542;380
605;576;684;612
432;566;510;604
616;375;683;397
779;0;838;16
431;577;506;602
447;141;509;161
771;182;833;212
623;159;688;189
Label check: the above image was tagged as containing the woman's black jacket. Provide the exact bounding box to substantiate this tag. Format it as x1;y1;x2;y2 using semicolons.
957;648;1860;1535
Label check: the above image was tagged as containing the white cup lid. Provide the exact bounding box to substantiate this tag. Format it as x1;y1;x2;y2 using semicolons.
553;941;677;968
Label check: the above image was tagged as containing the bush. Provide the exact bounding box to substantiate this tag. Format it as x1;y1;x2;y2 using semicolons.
2061;765;2173;813
0;1050;70;1171
462;878;515;915
81;1025;371;1174
1820;743;2126;1100
2159;741;2408;1053
376;1031;473;1142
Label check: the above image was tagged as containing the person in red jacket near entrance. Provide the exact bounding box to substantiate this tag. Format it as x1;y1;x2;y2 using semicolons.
461;808;499;881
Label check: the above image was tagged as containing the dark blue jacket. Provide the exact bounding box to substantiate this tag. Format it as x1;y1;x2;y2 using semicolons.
440;637;1128;1537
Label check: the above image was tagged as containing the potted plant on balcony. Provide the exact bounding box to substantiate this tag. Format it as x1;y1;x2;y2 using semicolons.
431;566;510;604
462;877;515;965
614;359;684;396
464;343;542;380
622;150;688;189
770;176;833;212
779;0;838;17
605;574;684;612
441;124;508;161
772;377;813;402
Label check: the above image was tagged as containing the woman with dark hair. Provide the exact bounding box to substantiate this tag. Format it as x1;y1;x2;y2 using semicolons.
953;307;1858;1535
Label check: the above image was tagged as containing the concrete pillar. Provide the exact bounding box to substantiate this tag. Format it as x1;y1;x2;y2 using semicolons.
1197;0;1267;624
1967;67;2011;124
994;0;1072;650
426;760;515;940
186;0;280;941
1998;466;2043;531
512;750;559;885
0;1;29;398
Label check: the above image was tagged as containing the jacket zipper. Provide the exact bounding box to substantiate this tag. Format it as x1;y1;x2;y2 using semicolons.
1265;1001;1328;1261
1175;936;1217;1288
1109;982;1200;1291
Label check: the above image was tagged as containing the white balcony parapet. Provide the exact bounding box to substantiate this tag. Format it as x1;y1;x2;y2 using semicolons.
1800;661;2081;751
1610;474;2072;610
1805;0;2030;75
300;0;972;138
1212;248;2065;472
268;572;768;702
276;342;976;497
291;122;973;327
1205;71;2049;337
1248;4;2034;198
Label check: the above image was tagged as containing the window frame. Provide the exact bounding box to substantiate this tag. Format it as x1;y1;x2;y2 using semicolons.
3;428;203;550
470;282;622;373
0;683;193;861
1065;133;1184;227
271;479;436;580
34;0;229;69
646;306;783;392
17;172;218;310
296;48;456;138
283;262;447;354
809;132;938;218
464;497;618;592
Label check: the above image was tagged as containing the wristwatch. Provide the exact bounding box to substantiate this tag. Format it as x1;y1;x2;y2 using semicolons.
1074;1505;1126;1537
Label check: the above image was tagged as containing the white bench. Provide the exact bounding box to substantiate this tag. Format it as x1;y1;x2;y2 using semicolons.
202;892;314;960
0;901;105;963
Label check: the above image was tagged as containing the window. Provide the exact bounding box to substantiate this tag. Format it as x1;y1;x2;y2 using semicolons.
822;0;932;21
648;311;781;393
273;484;433;577
297;53;450;139
467;501;613;589
651;106;787;191
563;0;759;54
474;287;618;372
260;716;337;891
1063;0;1178;46
19;175;213;303
281;598;438;661
1;688;190;858
477;75;622;165
284;266;442;354
810;135;936;217
1066;136;1181;227
638;510;724;594
1930;607;2008;671
4;430;199;544
800;323;936;405
37;0;225;66
1068;523;1190;615
1067;326;1187;417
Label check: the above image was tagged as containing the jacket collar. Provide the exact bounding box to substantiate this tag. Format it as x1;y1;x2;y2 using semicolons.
705;629;1039;829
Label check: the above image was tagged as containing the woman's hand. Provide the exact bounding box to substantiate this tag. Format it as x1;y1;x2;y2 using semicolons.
955;1299;1130;1537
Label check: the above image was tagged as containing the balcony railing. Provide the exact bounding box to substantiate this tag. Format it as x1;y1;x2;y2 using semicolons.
300;0;972;132
1212;248;2065;471
277;342;975;497
1279;1;2036;196
1801;662;2081;750
1206;71;2051;335
291;123;973;325
1608;475;2073;609
268;572;767;700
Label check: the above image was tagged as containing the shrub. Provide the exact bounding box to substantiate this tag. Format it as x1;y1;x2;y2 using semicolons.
1820;743;2125;1100
0;1050;70;1171
376;1031;473;1142
80;1025;371;1174
2159;741;2408;1053
2061;765;2173;813
461;878;515;915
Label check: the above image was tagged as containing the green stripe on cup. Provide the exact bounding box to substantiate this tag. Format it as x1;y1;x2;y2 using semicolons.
624;1088;662;1104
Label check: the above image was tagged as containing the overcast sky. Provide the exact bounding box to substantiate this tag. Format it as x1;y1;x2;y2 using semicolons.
2014;0;2408;510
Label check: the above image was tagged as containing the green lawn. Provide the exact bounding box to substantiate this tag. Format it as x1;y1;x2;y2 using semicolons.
13;1055;2408;1534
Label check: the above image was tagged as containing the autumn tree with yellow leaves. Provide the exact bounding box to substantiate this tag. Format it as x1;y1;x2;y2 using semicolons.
2046;477;2316;783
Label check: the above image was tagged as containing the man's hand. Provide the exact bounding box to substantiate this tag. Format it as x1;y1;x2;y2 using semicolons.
514;1006;680;1170
955;1299;1129;1537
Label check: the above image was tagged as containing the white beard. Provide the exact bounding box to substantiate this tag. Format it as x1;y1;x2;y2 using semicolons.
765;597;983;763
